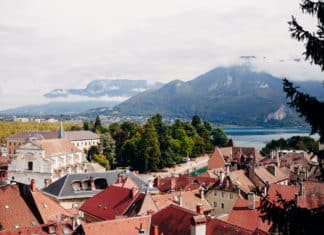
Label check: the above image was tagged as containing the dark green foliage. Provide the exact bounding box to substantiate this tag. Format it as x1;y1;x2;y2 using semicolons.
93;116;103;133
83;121;90;130
260;193;324;234
109;114;223;172
283;79;324;142
100;132;116;164
93;154;110;170
87;146;99;161
211;128;229;147
285;0;324;141
260;136;318;156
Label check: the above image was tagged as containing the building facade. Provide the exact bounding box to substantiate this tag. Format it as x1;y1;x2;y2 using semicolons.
8;139;86;188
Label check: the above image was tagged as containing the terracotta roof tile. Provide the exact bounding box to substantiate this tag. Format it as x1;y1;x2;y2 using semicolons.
229;170;256;194
155;174;216;193
79;216;151;235
227;198;271;233
31;139;81;157
0;183;42;230
151;204;198;235
32;190;74;224
206;217;256;235
254;165;289;184
79;185;144;220
152;190;212;212
208;147;226;170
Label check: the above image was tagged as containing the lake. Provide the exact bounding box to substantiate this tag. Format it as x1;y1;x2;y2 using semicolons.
223;128;319;150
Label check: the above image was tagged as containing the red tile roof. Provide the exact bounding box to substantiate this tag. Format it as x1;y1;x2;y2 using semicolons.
227;198;272;233
266;184;298;206
206;217;257;235
208;147;226;170
151;204;198;235
0;183;42;230
155;174;217;193
79;185;144;220
152;190;213;212
79;216;151;235
32;190;74;224
266;182;324;209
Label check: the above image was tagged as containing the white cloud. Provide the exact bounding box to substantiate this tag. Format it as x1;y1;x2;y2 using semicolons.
0;0;322;109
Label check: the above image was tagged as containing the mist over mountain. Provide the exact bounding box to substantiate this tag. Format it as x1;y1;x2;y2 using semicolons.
89;66;323;127
44;79;164;98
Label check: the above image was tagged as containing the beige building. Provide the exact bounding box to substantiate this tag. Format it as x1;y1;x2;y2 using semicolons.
205;174;241;217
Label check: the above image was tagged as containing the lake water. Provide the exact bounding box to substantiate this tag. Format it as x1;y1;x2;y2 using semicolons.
223;128;319;150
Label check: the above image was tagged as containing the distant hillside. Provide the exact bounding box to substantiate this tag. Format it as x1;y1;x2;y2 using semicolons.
89;66;324;127
0;101;118;115
44;79;164;98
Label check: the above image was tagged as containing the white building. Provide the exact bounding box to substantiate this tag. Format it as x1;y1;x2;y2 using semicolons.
1;145;8;157
8;138;86;188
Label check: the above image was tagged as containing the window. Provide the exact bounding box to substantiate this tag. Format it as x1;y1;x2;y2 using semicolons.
221;192;225;198
213;201;217;208
230;193;234;200
221;203;224;209
213;191;217;197
28;161;33;171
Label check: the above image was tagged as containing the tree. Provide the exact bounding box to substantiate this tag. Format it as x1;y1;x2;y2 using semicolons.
93;116;103;133
87;146;99;162
284;0;324;141
191;115;202;128
83;121;90;130
100;132;116;165
211;128;229;147
93;154;110;170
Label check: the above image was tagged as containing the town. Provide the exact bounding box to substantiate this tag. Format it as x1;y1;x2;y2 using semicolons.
0;114;323;235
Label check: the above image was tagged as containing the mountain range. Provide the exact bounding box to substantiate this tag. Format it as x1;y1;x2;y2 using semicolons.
88;66;324;127
2;66;323;127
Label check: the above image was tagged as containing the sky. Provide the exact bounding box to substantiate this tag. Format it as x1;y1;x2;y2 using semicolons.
0;0;323;110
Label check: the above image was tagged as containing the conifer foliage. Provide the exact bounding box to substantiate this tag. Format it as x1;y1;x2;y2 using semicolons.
284;0;324;141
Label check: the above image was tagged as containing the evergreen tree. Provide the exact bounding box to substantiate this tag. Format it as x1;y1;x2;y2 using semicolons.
191;115;202;128
83;121;90;130
211;128;229;147
285;0;324;141
100;132;116;165
93;116;103;133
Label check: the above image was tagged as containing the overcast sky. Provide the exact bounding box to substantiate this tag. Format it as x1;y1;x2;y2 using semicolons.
0;0;323;109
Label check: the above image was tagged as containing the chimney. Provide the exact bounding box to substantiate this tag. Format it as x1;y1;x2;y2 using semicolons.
138;223;145;235
170;176;176;191
295;193;299;205
146;210;154;216
154;177;161;187
200;188;205;200
117;173;123;184
226;164;230;175
263;181;269;197
298;180;304;196
179;191;183;207
131;186;139;198
196;204;204;215
30;179;36;192
219;171;225;184
190;215;207;235
152;225;159;235
90;176;95;190
72;215;80;231
248;192;255;210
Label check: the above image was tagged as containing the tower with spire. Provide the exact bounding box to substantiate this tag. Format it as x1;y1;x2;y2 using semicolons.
58;121;65;138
